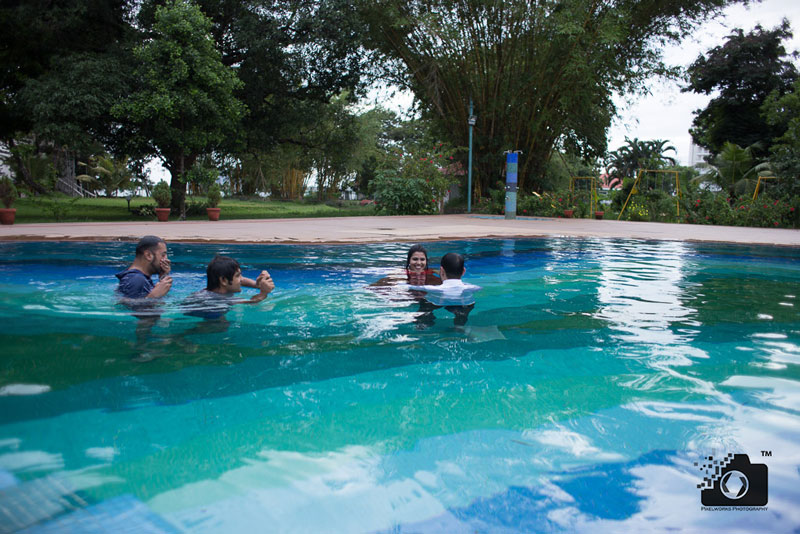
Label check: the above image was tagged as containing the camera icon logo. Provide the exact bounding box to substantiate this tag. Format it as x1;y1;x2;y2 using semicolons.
696;453;768;506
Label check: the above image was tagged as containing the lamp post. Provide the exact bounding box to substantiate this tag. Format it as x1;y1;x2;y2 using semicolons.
467;99;476;213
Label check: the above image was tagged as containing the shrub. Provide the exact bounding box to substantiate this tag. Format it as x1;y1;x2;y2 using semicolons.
152;181;171;208
133;204;156;218
371;170;435;215
644;189;679;222
185;199;209;216
0;177;17;208
207;183;221;208
623;199;650;221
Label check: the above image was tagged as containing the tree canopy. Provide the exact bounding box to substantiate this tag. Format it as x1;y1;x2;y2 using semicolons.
359;0;738;195
606;138;677;180
113;0;246;212
763;76;800;194
685;20;798;157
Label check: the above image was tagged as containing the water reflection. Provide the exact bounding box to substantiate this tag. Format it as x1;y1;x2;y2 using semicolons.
2;239;800;533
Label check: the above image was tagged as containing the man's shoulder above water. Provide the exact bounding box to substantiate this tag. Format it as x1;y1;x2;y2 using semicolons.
116;268;154;299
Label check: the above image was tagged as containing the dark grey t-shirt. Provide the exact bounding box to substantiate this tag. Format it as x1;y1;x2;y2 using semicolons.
116;268;154;299
183;289;234;320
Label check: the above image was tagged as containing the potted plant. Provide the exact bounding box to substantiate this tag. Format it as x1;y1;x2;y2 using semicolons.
152;181;172;221
206;183;221;221
0;178;18;225
595;210;605;220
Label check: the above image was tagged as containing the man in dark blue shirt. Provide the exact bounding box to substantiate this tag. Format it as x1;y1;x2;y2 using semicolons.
116;235;172;299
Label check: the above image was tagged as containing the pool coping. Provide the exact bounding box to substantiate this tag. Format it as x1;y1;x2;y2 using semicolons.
1;214;799;247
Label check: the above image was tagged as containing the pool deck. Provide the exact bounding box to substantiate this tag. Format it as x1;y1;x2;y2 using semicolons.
1;214;799;246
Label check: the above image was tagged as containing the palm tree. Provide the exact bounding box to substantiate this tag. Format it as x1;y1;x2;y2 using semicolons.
606;138;677;179
693;142;771;197
77;154;133;197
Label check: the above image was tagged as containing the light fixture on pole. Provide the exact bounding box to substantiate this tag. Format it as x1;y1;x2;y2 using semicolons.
467;100;476;213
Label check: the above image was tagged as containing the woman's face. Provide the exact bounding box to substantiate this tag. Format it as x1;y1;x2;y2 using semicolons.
408;251;427;273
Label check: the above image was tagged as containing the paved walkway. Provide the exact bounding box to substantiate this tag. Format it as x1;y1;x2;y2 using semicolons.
1;215;799;246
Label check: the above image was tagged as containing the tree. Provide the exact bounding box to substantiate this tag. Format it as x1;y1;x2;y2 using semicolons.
77;154;134;197
0;1;135;194
0;0;132;141
693;142;771;198
606;138;677;179
113;0;246;214
763;77;800;194
685;20;798;157
359;0;738;196
136;0;370;155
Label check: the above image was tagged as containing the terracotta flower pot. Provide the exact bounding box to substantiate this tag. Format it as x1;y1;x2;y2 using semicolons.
595;211;604;220
0;208;16;225
207;207;221;221
155;208;170;222
563;209;574;218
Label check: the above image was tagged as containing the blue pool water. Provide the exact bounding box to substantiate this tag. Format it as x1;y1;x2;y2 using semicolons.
1;238;799;533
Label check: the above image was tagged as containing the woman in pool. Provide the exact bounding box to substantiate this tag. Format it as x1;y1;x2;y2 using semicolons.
405;244;441;286
371;244;442;287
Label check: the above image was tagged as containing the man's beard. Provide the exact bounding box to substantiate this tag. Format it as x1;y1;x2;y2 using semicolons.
151;257;164;275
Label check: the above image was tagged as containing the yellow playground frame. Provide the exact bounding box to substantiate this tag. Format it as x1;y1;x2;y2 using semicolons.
617;169;681;221
569;176;597;214
752;175;775;201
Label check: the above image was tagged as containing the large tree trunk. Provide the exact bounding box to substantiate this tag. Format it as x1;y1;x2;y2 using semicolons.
6;138;48;195
165;152;197;216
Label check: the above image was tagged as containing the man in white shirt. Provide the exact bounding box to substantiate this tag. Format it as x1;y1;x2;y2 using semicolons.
408;252;480;325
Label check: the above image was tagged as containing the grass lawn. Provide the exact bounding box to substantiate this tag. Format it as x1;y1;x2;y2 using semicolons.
11;196;376;223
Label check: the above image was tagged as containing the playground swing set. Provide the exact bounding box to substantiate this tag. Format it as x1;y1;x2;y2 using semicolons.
617;169;681;221
752;175;775;200
568;176;606;218
558;170;777;222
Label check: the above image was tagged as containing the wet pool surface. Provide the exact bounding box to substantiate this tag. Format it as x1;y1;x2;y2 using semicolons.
1;239;799;533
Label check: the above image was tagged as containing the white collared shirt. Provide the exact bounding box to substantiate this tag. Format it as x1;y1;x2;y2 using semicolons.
408;278;481;306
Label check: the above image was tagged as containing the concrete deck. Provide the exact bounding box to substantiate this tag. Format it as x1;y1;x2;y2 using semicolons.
1;215;799;246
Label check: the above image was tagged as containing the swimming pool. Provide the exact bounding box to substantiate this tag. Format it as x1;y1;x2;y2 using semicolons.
1;238;799;533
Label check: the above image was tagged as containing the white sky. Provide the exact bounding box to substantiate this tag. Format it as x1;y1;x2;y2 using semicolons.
149;0;800;181
609;0;800;164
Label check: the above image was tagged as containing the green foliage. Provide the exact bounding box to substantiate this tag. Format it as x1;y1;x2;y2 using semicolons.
0;0;132;141
640;190;677;222
152;181;172;208
371;142;460;215
10;196;376;223
361;0;730;195
763;77;800;194
371;170;434;215
77;154;133;197
606;138;677;180
207;183;222;208
184;159;219;191
133;204;157;218
680;191;797;228
0;177;17;208
34;195;79;222
113;0;246;211
693;142;772;198
7;143;57;193
685;21;798;157
623;199;651;222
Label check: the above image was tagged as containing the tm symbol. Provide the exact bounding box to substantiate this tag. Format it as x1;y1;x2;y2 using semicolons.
761;450;772;457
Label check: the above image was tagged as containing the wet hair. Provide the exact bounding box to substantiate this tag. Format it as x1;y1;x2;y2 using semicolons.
440;252;464;279
406;244;429;270
207;255;240;290
135;235;165;257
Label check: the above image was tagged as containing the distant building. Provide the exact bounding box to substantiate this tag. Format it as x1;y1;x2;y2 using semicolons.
0;142;11;179
688;141;712;170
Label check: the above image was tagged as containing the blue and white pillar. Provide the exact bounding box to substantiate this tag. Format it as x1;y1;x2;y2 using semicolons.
504;151;519;220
